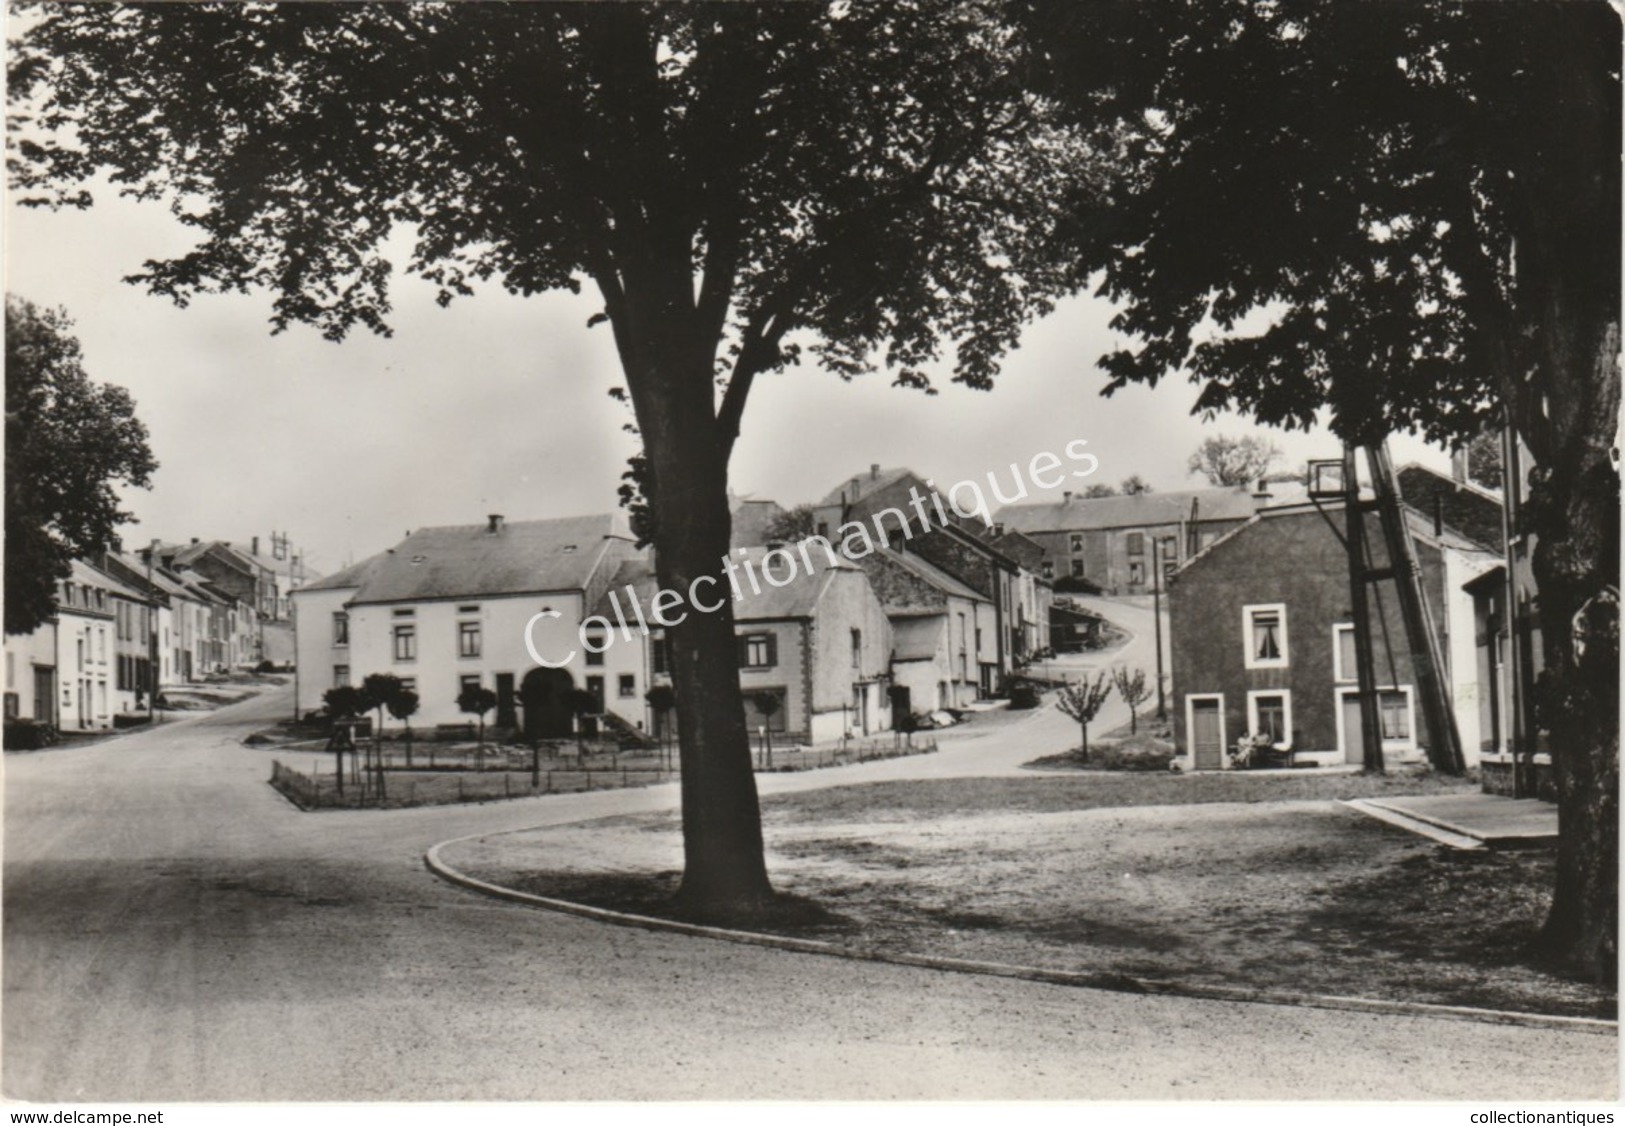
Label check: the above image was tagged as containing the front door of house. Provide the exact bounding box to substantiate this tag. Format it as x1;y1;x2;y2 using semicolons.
1190;698;1223;770
1342;693;1365;764
32;666;55;725
495;672;517;729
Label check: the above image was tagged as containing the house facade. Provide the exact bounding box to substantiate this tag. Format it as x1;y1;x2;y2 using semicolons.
638;546;896;744
850;543;997;715
1168;499;1500;771
996;487;1262;595
4;617;58;726
811;464;1044;687
292;513;640;737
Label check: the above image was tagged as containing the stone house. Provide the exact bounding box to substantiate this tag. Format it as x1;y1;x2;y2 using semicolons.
1168;496;1500;771
996;487;1262;595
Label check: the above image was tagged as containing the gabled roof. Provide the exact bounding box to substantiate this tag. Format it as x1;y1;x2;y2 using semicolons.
101;552;199;603
297;550;392;594
1175;496;1502;582
346;513;631;605
816;466;917;509
70;559;149;603
868;545;987;603
1395;463;1505;553
995;488;1260;535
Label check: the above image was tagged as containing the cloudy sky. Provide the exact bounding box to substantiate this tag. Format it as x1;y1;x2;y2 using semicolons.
8;177;1449;578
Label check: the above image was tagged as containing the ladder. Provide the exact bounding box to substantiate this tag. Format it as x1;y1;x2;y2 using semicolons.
1337;442;1466;775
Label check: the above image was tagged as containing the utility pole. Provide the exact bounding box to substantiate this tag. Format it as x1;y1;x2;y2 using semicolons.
1342;447;1386;773
1151;537;1167;721
146;539;161;725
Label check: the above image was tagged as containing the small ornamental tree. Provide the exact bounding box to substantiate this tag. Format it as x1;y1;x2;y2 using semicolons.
646;684;677;768
1119;476;1153;496
456;684;498;770
751;692;782;766
568;688;601;759
1110;667;1152;735
360;673;403;798
322;685;365;795
1055;672;1113;762
388;687;420;768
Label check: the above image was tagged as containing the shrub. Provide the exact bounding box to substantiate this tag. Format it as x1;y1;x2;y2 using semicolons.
1093;734;1177;772
4;718;59;750
112;713;152;729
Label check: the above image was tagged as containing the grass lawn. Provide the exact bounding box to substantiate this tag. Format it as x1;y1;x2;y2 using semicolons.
449;771;1614;1020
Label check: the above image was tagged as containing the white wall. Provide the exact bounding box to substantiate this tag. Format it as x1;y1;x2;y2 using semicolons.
1445;549;1498;767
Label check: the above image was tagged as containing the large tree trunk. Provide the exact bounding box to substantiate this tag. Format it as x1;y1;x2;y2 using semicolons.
1525;317;1619;985
1508;6;1620;984
616;298;774;918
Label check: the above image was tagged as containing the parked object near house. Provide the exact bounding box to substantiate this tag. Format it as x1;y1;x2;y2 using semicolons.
1168;475;1501;772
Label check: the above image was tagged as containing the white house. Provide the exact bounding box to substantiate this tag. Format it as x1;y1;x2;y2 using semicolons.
292;513;640;736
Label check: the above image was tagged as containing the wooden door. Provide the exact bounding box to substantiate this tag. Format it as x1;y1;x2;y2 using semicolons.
1190;698;1223;770
1342;693;1366;764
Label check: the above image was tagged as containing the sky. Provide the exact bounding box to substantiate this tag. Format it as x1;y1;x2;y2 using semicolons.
6;177;1451;579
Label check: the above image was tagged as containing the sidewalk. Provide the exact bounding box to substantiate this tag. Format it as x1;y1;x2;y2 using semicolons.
1345;792;1558;849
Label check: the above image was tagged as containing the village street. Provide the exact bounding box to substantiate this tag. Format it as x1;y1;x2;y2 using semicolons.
4;603;1615;1102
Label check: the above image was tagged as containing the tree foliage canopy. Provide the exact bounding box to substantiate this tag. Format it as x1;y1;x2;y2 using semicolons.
5;295;156;635
1187;433;1281;487
1030;0;1619;454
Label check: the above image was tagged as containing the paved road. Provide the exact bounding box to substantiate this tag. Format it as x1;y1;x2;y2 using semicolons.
5;661;1616;1101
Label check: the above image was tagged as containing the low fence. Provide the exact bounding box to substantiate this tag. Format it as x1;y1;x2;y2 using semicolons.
270;758;678;810
270;732;938;810
754;734;938;772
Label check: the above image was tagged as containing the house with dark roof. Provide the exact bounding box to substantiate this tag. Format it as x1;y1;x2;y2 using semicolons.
291;513;640;736
810;464;1050;679
996;487;1262;595
847;544;996;715
1167;495;1501;771
622;545;895;744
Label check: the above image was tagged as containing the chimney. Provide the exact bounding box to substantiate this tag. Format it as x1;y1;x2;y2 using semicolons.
1450;448;1470;484
993;523;1005;537
870;463;880;480
252;535;260;556
1434;495;1444;537
110;535;123;554
1251;478;1273;503
487;514;505;534
1063;491;1072;503
190;537;200;545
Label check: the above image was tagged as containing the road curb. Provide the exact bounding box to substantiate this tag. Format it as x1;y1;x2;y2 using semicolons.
424;829;1617;1037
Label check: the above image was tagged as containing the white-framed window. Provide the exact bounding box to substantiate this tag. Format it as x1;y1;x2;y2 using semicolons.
1246;689;1293;747
1069;533;1084;553
334;664;351;688
393;624;417;662
1378;687;1414;743
458;620;482;658
1243;603;1289;669
1070;559;1084;578
618;674;635;698
333;612;349;646
1333;623;1357;682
